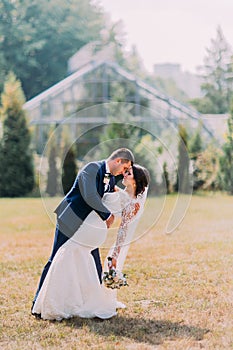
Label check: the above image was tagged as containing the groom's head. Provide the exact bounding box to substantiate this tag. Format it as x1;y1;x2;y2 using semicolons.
107;148;134;176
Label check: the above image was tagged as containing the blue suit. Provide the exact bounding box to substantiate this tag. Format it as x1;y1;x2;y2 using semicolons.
34;160;115;302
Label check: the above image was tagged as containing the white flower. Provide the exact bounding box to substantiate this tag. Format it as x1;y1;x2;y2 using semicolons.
103;173;111;185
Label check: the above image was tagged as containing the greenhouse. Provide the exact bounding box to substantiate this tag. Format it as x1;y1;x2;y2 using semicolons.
23;54;216;154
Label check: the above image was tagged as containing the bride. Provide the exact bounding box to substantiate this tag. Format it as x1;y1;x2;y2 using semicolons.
32;164;149;320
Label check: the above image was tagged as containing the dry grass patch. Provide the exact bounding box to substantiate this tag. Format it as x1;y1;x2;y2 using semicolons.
0;194;232;349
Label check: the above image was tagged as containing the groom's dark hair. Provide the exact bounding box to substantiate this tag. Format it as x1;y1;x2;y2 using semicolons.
108;148;134;164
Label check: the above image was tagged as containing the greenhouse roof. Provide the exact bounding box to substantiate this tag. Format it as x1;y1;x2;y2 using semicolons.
24;60;202;122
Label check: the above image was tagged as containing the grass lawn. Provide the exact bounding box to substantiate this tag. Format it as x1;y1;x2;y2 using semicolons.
0;194;232;349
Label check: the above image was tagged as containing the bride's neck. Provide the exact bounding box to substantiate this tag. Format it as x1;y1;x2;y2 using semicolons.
125;185;136;198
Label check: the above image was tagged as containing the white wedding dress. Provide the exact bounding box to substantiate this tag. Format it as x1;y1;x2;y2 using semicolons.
32;190;146;321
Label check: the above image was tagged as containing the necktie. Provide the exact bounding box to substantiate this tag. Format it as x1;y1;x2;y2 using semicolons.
109;174;115;191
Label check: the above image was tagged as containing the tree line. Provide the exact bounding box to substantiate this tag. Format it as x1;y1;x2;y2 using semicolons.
1;1;233;113
0;72;233;197
0;0;109;99
0;0;233;196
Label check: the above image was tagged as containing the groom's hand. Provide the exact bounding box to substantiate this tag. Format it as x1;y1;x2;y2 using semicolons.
106;214;114;228
111;257;117;268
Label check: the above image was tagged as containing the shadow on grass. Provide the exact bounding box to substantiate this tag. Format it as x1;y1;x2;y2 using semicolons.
62;315;209;346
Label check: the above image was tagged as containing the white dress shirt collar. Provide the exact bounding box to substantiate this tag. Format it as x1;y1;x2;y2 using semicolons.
105;161;111;174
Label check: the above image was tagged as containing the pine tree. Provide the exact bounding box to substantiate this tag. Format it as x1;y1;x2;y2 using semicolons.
219;100;233;194
0;72;34;197
46;136;59;197
175;124;191;194
163;162;170;194
190;26;232;114
62;145;77;195
189;128;204;190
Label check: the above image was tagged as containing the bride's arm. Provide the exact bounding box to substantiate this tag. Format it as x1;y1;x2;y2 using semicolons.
111;201;140;267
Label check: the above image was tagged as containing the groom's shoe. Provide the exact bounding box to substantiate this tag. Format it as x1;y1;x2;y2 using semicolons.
31;301;41;319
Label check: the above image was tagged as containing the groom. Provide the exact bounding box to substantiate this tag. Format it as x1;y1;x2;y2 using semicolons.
32;148;134;315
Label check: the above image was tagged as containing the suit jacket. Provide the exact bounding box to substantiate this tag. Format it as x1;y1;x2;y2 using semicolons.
54;160;114;235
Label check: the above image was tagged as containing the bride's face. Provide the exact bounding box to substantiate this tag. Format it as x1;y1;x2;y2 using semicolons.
122;167;136;187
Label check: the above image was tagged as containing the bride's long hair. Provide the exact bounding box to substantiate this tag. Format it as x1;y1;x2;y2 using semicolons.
132;164;150;197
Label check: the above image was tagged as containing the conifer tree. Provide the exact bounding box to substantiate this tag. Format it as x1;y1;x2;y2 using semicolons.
62;145;77;195
189;128;204;190
163;161;170;194
46;135;59;197
175;124;191;194
219;101;233;194
0;72;34;197
190;26;232;113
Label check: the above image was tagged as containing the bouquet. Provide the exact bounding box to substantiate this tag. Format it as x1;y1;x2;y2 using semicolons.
102;257;128;289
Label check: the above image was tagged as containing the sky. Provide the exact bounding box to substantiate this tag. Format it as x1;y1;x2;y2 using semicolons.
97;0;233;74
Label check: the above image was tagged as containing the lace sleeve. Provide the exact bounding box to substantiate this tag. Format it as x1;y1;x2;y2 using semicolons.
112;201;140;260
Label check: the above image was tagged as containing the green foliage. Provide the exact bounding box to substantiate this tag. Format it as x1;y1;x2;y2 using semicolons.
162;162;170;194
134;134;160;194
73;55;149;117
99;122;139;160
194;144;221;191
190;26;232;114
0;0;105;99
46;135;59;197
100;80;167;195
219;101;233;194
97;101;159;193
62;145;77;195
122;45;148;80
189;128;205;190
100;20;126;67
99;99;141;157
175;124;191;194
189;96;219;114
150;76;188;103
0;72;35;197
189;129;203;160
